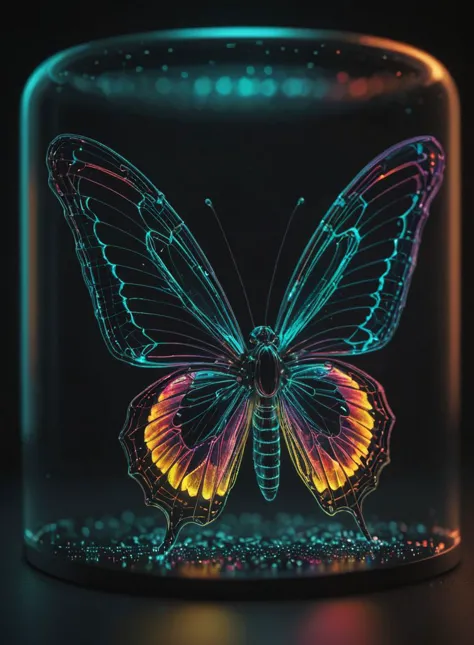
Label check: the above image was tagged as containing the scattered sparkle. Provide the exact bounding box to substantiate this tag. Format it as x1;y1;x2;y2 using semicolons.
24;515;457;579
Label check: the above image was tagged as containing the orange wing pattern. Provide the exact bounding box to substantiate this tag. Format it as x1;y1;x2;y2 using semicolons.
279;360;394;538
120;370;253;553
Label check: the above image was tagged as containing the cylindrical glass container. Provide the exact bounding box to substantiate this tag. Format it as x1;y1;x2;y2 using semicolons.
21;27;461;595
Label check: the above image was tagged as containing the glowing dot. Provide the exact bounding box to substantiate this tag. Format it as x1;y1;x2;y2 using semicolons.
181;71;189;78
168;47;174;53
263;65;273;76
307;62;315;69
194;76;212;96
237;77;254;96
136;66;143;73
215;76;233;95
162;64;168;72
405;107;412;114
396;70;402;77
155;78;171;94
282;77;305;97
336;49;341;55
125;54;132;60
246;65;255;75
337;71;349;84
144;49;150;55
349;78;368;97
260;78;277;96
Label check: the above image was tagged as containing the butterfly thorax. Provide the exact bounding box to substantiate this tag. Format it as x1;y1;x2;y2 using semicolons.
237;326;285;398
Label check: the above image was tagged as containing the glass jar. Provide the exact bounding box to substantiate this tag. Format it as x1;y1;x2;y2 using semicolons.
21;27;461;595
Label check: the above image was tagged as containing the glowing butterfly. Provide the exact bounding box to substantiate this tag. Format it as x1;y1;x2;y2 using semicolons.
47;134;444;554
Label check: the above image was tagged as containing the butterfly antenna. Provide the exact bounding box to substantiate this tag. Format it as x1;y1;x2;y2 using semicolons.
264;197;305;325
205;198;255;329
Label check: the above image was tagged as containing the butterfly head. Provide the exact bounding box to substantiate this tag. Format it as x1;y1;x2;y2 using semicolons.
249;326;279;349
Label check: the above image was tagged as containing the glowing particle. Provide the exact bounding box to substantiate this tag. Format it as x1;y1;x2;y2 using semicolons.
260;78;277;97
282;77;305;97
246;65;255;75
155;78;171;94
161;64;168;72
168;47;174;53
337;71;349;84
144;49;150;55
336;49;341;55
396;70;402;77
215;76;233;95
181;71;189;79
226;42;236;48
194;76;212;96
125;54;132;60
349;78;368;97
237;77;254;96
307;62;315;69
136;66;143;73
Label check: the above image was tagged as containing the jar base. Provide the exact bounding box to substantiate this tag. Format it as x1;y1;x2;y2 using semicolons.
23;514;461;598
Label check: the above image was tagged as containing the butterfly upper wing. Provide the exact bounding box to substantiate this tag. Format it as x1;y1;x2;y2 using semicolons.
279;359;394;536
47;134;245;367
120;369;253;552
275;136;445;356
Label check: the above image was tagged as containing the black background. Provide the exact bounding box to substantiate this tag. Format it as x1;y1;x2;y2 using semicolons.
3;2;472;644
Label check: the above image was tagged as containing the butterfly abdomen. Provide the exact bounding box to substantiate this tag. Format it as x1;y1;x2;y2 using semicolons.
252;396;280;501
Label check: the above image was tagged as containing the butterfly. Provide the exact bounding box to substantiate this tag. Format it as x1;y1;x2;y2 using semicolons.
47;133;444;555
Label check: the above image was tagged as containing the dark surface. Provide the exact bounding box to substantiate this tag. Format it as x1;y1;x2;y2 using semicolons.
2;473;473;645
4;3;472;645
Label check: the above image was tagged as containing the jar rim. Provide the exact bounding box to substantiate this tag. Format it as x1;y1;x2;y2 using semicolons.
25;27;451;90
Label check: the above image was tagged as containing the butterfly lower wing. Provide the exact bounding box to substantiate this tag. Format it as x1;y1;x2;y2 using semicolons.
279;359;394;537
47;134;245;367
120;369;253;553
276;136;445;356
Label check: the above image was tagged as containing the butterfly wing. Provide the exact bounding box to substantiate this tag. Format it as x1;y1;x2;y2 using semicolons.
47;134;245;367
279;360;394;537
275;136;445;356
120;369;253;553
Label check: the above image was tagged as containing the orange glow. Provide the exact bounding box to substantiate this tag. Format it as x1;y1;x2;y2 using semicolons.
368;75;385;95
181;461;206;497
281;365;378;496
298;601;387;645
142;372;250;501
349;78;368;97
358;33;450;84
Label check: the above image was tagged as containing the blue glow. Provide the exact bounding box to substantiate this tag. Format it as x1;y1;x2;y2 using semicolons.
260;78;277;96
282;77;305;97
264;65;273;75
155;78;171;94
215;76;233;95
194;76;212;96
237;77;254;97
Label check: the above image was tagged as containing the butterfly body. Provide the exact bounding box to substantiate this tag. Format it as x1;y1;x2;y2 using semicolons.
46;133;445;554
